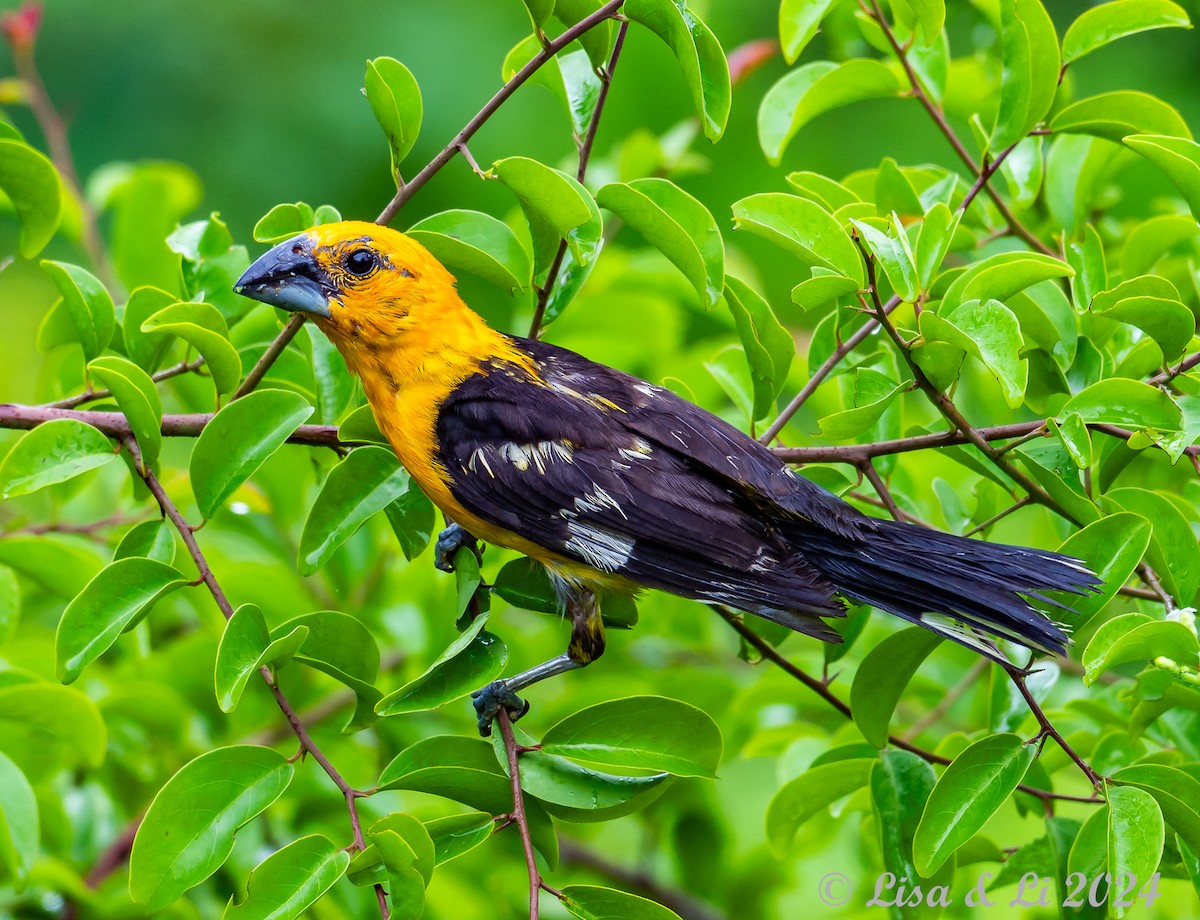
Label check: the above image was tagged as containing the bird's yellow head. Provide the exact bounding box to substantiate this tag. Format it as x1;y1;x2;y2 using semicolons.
234;220;464;346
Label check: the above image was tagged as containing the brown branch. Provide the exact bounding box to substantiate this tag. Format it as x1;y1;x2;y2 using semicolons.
529;19;630;339
1148;351;1200;387
866;0;1054;257
759;296;901;444
121;436;389;918
858;460;904;522
962;496;1033;538
712;606;1099;804
375;0;626;225
43;358;207;410
1009;667;1103;791
233;314;308;400
497;709;561;919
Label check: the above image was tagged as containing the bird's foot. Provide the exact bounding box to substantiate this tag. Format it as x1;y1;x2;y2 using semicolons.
471;680;530;737
435;523;477;573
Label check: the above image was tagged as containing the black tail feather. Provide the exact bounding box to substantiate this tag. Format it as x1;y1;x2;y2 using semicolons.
792;519;1101;663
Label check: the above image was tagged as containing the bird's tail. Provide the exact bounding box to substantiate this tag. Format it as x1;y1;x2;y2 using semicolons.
797;519;1101;664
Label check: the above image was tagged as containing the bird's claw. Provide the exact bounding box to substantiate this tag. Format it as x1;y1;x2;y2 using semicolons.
435;523;477;573
471;680;530;737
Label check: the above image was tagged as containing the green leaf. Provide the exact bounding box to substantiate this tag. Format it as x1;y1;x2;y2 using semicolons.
337;404;387;445
723;276;795;421
1055;513;1151;626
378;735;558;866
1091;292;1194;362
0;536;103;597
851;627;941;747
88;356;163;469
913;733;1036;875
407;209;531;292
425;813;494;866
214;604;309;713
1111;764;1200;856
376;614;507;715
0;419;116;500
852;213;919;301
786;171;862;211
383;484;435;562
1106;487;1200;602
872;750;946;905
597;178;724;307
273;610;381;732
1063;0;1191;64
554;0;614;68
1122;214;1198;276
779;0;838;63
224;836;348;920
520;0;554;28
1051;91;1191;143
369;813;435;886
0;751;37;884
130;746;294;912
1062;379;1181;431
926;299;1027;408
40;260;116;360
252;202;314;244
114;520;176;565
939;251;1073;314
364;57;422;182
562;885;682;920
56;558;188;683
1125;134;1200;221
122;286;177;371
492;156;603;273
299;447;414;574
493;557;558;614
765;758;875;856
0;567;18;648
790;273;859;311
0;139;61;257
624;0;730;142
914;202;961;289
503;37;601;138
732;193;864;285
816;368;905;440
1082;613;1200;685
491;724;673;819
541;696;722;778
190;389;314;519
758;60;900;165
306;324;355;425
992;0;1060;149
0;682;106;774
1106;784;1165;918
141;301;243;395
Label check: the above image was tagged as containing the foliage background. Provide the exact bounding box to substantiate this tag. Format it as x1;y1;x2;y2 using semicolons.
2;0;1200;918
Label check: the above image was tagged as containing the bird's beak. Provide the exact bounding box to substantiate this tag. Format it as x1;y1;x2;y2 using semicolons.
234;233;333;318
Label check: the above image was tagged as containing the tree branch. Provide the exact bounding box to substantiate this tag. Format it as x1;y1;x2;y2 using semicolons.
233;314;308;400
529;20;630;339
43;358;208;410
865;0;1054;257
375;0;626;225
497;709;561;920
121;435;389;918
711;605;1101;805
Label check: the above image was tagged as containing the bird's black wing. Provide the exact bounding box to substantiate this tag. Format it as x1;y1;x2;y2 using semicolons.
434;339;846;638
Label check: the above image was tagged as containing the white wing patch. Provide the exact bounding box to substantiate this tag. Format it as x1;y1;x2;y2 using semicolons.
467;439;574;476
563;521;634;572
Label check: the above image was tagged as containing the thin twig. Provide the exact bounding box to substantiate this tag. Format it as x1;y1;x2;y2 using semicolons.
121;435;389;918
497;709;561;919
376;0;626;225
529;19;630;339
233;314;308;400
759;296;902;444
858;460;904;521
1147;351;1200;387
43;358;207;410
1008;668;1103;791
962;496;1033;538
712;606;1100;804
903;660;987;740
866;0;1054;256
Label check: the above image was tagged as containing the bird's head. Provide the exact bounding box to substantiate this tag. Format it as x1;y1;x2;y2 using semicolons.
234;220;462;346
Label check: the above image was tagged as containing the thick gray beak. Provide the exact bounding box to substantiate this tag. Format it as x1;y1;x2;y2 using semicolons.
234;233;332;318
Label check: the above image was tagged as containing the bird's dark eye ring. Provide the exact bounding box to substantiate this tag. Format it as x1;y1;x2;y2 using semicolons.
344;249;377;277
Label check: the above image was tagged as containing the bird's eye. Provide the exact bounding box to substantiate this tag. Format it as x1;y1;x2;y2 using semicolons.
344;249;377;277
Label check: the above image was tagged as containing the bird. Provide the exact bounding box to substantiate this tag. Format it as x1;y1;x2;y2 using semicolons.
234;220;1101;733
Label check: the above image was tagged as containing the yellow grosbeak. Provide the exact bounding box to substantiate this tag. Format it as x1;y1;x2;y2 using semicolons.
235;220;1099;731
